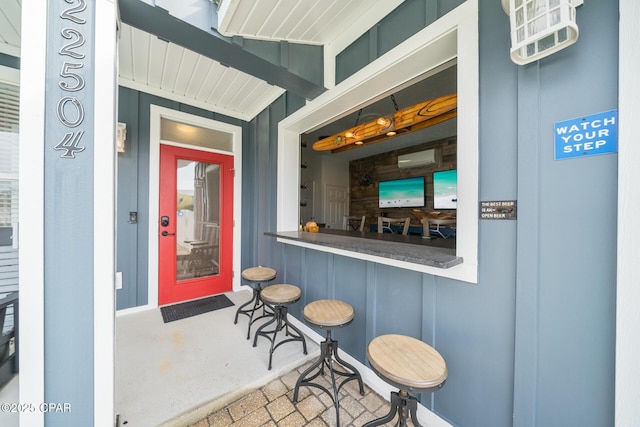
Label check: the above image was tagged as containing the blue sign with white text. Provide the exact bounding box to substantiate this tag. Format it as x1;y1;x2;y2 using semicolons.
554;109;618;160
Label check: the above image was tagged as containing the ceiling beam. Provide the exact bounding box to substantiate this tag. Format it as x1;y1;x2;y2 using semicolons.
118;0;325;101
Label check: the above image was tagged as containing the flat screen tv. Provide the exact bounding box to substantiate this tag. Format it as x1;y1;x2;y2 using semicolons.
378;176;425;208
433;169;457;209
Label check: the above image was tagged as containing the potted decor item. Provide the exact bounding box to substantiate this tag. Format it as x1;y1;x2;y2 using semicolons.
304;221;319;232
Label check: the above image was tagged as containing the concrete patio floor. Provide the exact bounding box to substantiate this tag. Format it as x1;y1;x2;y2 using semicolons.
115;289;321;426
114;286;446;426
1;288;436;427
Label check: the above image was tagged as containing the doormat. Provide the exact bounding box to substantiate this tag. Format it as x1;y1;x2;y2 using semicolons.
160;294;234;323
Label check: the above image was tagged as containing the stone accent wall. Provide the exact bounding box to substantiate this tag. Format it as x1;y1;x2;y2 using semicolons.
348;137;456;229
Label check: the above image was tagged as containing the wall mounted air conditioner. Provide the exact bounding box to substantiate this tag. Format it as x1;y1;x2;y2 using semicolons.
398;149;436;169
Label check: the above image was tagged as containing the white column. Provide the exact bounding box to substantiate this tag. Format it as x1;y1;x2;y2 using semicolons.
19;0;47;425
616;0;640;425
19;1;118;425
94;1;117;426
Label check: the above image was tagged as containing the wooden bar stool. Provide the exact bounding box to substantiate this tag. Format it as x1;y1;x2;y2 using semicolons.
233;266;276;339
293;299;364;426
363;334;448;427
252;284;307;370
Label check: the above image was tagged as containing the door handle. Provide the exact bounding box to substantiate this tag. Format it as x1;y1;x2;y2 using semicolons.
161;231;175;236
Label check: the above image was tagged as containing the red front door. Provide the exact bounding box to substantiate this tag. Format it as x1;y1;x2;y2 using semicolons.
158;144;234;305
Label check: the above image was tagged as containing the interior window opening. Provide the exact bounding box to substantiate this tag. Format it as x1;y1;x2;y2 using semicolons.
278;0;479;283
299;63;458;249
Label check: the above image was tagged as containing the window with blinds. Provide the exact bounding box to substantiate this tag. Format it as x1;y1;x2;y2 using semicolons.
0;81;19;231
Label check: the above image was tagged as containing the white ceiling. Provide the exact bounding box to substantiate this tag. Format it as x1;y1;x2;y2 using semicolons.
117;23;285;121
0;0;402;121
216;0;398;45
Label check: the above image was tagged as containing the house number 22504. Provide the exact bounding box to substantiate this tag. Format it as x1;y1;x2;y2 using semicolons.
54;0;87;159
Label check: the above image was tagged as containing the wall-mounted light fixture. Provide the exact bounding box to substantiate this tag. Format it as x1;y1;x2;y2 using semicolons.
502;0;583;65
116;122;127;153
376;116;392;128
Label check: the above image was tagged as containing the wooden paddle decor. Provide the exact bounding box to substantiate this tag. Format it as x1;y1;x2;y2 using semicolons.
312;93;457;153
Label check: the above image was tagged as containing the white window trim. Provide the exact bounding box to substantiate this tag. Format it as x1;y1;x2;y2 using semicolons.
277;0;479;284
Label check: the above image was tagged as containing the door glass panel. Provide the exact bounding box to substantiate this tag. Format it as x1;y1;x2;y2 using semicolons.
176;159;220;281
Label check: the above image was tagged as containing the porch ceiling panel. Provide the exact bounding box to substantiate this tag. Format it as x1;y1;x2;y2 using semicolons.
119;0;324;103
1;0;401;121
217;0;391;45
118;23;285;121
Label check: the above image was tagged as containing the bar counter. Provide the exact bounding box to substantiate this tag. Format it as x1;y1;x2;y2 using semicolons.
266;228;462;269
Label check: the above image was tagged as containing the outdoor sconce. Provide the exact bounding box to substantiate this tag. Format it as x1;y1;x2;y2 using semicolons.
502;0;582;65
116;122;127;153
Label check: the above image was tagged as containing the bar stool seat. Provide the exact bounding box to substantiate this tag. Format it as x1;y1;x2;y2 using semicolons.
363;334;448;427
234;266;276;339
252;284;307;370
293;299;364;426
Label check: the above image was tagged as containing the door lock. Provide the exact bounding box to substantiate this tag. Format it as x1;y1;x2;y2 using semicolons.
161;231;175;236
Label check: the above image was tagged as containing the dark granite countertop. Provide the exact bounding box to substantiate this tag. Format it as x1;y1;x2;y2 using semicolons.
266;229;462;269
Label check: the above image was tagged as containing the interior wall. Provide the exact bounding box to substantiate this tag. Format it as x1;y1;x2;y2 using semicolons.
349;138;457;227
299;140;351;226
320;156;350;226
299;142;321;223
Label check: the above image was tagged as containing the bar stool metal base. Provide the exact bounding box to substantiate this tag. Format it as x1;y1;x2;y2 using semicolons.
293;330;364;426
253;305;307;370
234;267;277;339
233;284;273;339
362;390;421;427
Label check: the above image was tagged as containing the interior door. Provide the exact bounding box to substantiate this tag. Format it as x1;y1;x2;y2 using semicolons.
158;144;234;305
325;184;348;229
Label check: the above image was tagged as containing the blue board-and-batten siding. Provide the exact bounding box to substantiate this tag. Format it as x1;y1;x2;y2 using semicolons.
115;87;247;310
114;1;616;426
243;2;617;427
336;0;465;84
513;0;618;424
116;87;305;311
271;242;516;427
